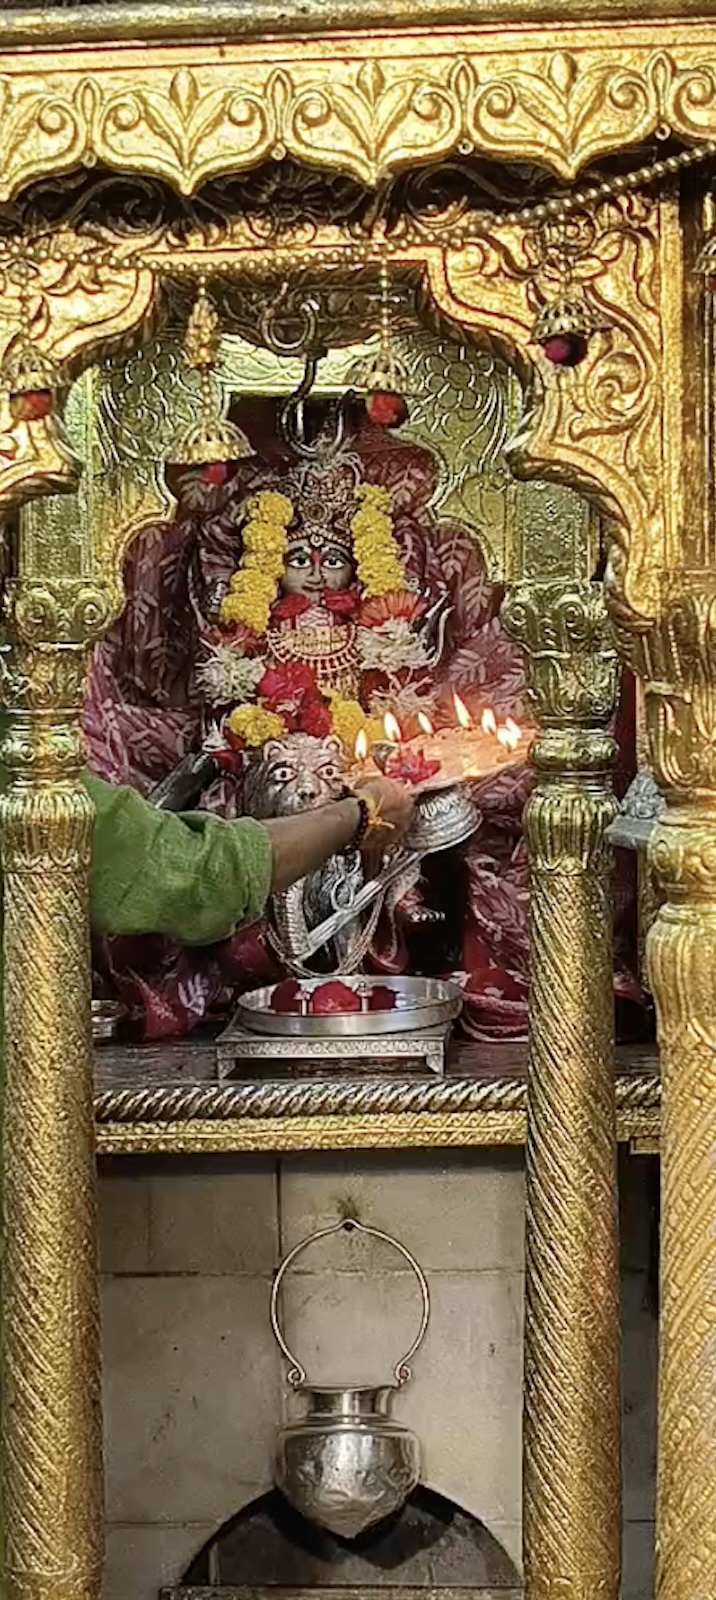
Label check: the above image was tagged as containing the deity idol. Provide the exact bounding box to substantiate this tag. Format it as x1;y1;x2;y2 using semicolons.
185;448;456;971
85;403;639;1040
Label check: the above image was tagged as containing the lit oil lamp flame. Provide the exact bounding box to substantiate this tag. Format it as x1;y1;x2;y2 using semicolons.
481;707;497;736
383;711;402;744
453;692;472;730
504;716;521;742
417;711;434;736
496;727;512;751
355;728;368;761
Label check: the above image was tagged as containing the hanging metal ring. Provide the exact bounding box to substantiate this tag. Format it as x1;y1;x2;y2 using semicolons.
260;289;321;356
270;1216;430;1389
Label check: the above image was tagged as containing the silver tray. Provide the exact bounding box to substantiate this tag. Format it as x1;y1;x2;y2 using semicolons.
236;976;463;1037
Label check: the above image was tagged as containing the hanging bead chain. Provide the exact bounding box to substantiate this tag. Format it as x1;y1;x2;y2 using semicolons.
379;255;397;382
396;137;716;251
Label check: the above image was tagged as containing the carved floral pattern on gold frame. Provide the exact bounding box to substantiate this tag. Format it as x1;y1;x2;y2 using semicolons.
3;26;716;195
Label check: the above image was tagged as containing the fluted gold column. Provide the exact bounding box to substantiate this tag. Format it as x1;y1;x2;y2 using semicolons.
0;579;110;1600
503;579;621;1600
640;589;716;1600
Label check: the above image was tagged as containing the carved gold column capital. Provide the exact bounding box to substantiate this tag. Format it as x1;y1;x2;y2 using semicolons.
0;578;114;780
503;575;621;1600
635;585;716;798
502;576;619;733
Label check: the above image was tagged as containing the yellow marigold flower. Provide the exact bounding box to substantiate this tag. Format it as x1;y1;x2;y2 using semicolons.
350;482;405;599
247;490;293;526
241;551;285;579
230;574;276;602
227;705;286;746
220;593;248;625
327;695;382;755
355;484;392;514
244;523;287;556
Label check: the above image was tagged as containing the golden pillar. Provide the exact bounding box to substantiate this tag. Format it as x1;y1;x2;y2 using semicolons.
504;578;621;1600
0;240;154;1600
639;589;716;1600
0;574;111;1600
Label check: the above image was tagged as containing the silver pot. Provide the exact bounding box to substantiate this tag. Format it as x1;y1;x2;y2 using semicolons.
271;1217;430;1541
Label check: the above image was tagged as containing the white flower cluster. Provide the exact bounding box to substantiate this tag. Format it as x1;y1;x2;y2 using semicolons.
195;645;265;706
357;619;429;673
370;683;437;722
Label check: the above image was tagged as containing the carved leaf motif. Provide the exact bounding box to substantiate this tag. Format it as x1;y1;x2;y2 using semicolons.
127;93;184;161
169;68;199;122
548;53;577;97
647;50;674;114
449;57;476;117
356;60;385;108
76;76;98;130
267;69;291;128
4;42;716;194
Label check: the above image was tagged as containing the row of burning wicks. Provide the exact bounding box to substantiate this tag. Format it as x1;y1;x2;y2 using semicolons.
352;693;526;787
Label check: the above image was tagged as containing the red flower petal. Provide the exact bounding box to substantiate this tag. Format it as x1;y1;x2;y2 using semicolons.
299;698;332;737
270;593;311;622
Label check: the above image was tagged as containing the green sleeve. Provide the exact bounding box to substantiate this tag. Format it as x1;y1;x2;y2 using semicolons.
85;771;273;946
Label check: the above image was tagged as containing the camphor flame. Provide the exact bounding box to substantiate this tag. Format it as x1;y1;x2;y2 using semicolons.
481;707;497;736
453;692;472;730
383;712;402;744
417;711;434;736
354;728;368;761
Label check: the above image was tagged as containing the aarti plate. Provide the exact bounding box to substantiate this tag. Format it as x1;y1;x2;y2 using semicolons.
236;975;463;1038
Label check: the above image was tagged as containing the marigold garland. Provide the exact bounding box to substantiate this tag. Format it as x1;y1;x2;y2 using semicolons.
227;704;286;746
350;483;405;599
220;490;293;635
326;691;383;755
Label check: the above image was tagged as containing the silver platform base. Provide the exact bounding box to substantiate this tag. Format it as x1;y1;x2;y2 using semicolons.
215;1020;451;1080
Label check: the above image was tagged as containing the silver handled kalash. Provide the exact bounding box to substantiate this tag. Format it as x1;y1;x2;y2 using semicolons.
270;1216;430;1540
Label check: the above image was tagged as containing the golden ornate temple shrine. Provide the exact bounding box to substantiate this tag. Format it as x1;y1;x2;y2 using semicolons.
3;1;716;1599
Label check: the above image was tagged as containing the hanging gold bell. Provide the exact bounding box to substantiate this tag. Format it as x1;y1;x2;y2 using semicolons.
531;292;604;368
170;412;255;474
350;348;416;428
270;1217;430;1541
2;338;61;421
168;280;255;476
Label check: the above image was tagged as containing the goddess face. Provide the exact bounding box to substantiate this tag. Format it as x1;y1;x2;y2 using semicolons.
281;536;355;597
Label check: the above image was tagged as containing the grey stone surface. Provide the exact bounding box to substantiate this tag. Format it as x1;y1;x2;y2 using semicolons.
102;1274;279;1523
279;1150;525;1274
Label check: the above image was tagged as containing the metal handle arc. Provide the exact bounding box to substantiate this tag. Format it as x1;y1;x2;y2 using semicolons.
270;1216;430;1389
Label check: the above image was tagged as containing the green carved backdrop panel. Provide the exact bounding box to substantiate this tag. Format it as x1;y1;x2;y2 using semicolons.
22;323;597;593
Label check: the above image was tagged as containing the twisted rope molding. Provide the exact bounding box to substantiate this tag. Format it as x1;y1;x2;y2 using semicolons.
93;1071;660;1125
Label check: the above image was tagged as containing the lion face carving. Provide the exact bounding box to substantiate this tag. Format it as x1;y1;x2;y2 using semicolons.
242;734;347;820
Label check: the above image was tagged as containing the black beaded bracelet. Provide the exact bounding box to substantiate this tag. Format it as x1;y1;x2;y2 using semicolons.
351;795;371;850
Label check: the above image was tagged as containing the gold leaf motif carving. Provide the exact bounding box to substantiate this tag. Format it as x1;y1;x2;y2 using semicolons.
427;195;668;630
2;36;716;196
